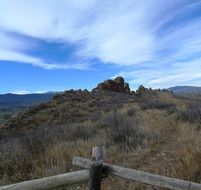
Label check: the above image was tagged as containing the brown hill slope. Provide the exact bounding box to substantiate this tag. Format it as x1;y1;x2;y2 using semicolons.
4;90;134;130
0;77;201;189
3;77;160;131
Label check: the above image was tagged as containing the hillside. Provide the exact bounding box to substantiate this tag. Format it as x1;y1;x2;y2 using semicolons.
169;86;201;95
2;77;162;131
0;92;56;109
0;77;201;190
0;92;56;124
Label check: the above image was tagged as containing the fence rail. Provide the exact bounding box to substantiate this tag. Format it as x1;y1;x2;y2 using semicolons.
0;146;201;190
73;156;201;190
0;170;89;190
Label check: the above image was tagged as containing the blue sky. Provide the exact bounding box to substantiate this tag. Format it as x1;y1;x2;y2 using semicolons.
0;0;201;94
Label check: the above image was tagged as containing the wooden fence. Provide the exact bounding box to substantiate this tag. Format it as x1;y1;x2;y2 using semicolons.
0;146;201;190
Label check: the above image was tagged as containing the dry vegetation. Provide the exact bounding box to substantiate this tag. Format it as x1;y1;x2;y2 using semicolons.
0;90;201;189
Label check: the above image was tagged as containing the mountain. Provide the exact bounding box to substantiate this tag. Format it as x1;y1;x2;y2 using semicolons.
169;86;201;95
0;92;56;109
0;92;56;124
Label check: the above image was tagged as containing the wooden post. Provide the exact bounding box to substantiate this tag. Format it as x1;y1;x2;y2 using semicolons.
88;146;104;190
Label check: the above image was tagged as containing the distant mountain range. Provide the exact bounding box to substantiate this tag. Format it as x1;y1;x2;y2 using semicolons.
0;92;56;109
169;86;201;95
1;85;201;110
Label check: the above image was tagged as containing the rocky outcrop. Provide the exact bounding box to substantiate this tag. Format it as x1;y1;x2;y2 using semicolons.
135;85;158;96
135;85;147;96
93;76;130;94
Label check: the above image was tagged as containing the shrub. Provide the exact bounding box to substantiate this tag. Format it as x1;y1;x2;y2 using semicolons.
102;111;147;152
20;130;50;155
175;103;201;128
170;125;201;182
126;106;138;117
90;111;103;122
139;100;175;111
68;123;96;140
0;139;32;183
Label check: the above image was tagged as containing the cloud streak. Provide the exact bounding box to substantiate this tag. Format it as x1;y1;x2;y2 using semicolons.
0;0;201;86
117;58;201;89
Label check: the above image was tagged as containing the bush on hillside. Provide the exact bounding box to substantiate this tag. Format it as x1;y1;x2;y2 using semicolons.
139;100;175;111
175;103;201;128
101;111;148;152
0;139;32;183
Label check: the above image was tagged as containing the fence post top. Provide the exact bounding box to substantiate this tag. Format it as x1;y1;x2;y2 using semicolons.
92;146;106;161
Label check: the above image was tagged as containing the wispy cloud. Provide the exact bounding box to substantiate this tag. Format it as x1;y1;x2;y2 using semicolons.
117;58;201;89
0;46;89;70
11;90;32;95
0;30;89;70
0;0;201;86
11;90;50;95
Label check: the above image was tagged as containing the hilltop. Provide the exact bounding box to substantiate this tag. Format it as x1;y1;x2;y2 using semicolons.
2;77;165;131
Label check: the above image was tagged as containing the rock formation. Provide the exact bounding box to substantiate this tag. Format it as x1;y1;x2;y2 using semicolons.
135;85;146;96
93;76;130;94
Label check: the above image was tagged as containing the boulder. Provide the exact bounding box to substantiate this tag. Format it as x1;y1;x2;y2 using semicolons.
114;76;124;86
135;85;147;96
93;76;130;94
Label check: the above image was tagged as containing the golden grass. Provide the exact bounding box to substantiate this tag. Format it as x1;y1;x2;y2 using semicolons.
170;123;201;182
27;109;201;189
1;92;201;190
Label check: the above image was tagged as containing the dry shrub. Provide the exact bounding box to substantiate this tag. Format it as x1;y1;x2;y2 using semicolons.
0;135;102;186
101;111;148;152
102;176;149;190
171;124;201;182
139;100;175;111
126;106;138;117
0;139;32;184
68;123;96;140
175;103;201;128
0;122;99;185
31;136;103;179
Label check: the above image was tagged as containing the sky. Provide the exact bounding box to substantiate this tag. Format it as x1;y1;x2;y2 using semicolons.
0;0;201;94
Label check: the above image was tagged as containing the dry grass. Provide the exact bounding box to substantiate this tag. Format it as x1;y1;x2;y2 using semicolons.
169;123;201;182
0;91;201;189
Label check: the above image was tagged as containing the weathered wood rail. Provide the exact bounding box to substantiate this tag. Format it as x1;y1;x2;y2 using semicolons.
0;146;201;190
0;170;89;190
